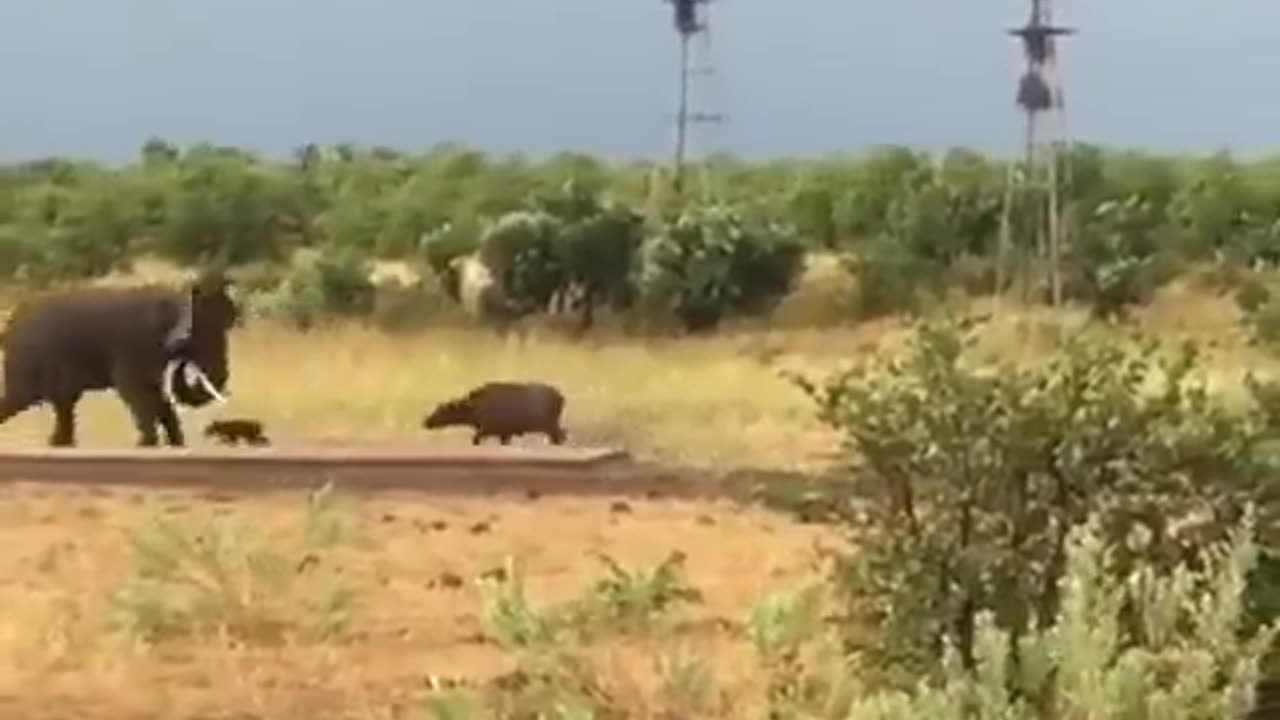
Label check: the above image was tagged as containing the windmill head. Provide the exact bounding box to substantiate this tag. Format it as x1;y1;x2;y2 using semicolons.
666;0;713;36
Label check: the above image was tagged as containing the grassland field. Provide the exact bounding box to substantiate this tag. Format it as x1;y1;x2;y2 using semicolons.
0;260;1271;718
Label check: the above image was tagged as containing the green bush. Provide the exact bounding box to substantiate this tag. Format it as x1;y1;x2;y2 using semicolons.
844;511;1275;719
639;203;805;333
477;209;565;317
788;316;1280;683
836;150;1002;319
550;201;646;330
420;218;481;301
1067;194;1174;319
422;508;1277;720
844;233;944;318
257;247;377;328
159;146;298;265
1234;274;1280;348
9;140;1280;327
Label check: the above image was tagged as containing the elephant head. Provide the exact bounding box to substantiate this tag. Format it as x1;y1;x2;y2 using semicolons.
162;271;239;408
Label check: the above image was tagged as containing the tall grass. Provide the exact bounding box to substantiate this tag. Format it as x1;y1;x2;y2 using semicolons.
0;273;1269;472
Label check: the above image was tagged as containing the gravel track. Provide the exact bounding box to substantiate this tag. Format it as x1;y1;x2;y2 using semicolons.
0;444;728;500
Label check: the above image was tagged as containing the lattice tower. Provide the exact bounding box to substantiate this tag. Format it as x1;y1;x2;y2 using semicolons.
997;0;1075;308
665;0;726;199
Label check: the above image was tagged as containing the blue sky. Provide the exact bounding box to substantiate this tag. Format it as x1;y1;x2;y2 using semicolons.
1;1;1277;163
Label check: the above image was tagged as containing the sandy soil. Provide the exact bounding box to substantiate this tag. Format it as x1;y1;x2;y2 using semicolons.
0;480;837;719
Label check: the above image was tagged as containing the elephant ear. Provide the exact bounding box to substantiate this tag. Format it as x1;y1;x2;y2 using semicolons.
163;291;194;354
190;269;239;329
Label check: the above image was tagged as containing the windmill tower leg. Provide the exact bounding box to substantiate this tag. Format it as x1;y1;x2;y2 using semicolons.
1003;0;1075;311
673;30;692;196
665;0;726;202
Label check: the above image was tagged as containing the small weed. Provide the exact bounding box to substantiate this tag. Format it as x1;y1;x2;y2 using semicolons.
654;642;720;718
422;688;490;720
108;481;354;645
746;583;857;720
574;550;704;634
745;583;825;664
475;556;565;653
464;551;709;720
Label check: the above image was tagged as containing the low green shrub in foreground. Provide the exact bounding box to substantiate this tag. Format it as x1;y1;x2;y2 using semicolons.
422;510;1275;719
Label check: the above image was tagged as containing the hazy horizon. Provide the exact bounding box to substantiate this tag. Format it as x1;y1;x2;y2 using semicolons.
2;1;1278;164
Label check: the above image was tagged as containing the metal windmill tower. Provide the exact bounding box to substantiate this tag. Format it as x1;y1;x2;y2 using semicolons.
665;0;726;198
997;0;1075;308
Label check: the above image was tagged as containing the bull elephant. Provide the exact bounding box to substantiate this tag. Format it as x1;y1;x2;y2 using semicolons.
0;272;239;447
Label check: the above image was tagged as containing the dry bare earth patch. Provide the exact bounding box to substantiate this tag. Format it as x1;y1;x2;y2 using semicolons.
0;482;836;719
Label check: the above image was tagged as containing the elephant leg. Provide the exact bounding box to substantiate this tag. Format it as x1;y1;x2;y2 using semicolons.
48;395;81;447
156;398;185;447
112;365;166;448
499;434;512;446
126;400;161;447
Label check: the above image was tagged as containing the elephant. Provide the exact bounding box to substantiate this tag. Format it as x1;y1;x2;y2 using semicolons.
0;271;239;447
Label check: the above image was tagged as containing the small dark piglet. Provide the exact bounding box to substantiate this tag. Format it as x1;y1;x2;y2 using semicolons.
204;418;271;447
422;381;567;446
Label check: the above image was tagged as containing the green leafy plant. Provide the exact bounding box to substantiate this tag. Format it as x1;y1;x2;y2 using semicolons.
640;203;805;333
476;555;566;653
573;550;704;634
746;582;858;720
10;140;1280;323
789;314;1280;684
108;481;353;645
844;510;1276;720
477;209;566;318
654;642;721;718
453;551;708;720
250;246;377;328
1067;193;1173;319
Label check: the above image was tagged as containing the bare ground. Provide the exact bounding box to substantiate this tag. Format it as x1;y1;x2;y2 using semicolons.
0;475;838;719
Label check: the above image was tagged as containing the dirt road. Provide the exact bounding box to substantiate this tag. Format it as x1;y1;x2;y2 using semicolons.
0;444;735;499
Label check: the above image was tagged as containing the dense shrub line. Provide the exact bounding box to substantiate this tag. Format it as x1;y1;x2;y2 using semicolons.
7;140;1280;331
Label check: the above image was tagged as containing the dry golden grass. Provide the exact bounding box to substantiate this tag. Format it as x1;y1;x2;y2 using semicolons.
0;266;1270;469
0;320;851;469
0;483;836;719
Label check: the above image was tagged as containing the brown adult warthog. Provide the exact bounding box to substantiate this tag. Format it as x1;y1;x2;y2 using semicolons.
422;381;567;446
0;271;239;447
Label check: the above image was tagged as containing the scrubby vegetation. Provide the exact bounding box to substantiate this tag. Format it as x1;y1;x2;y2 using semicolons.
10;141;1280;333
0;313;1276;717
6;141;1280;717
421;509;1274;720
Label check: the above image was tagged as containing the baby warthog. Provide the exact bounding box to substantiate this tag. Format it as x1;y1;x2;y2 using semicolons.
204;418;271;447
422;381;567;446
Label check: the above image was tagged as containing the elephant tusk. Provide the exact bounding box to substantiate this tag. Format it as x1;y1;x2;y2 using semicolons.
183;362;228;404
160;359;228;408
161;359;181;408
